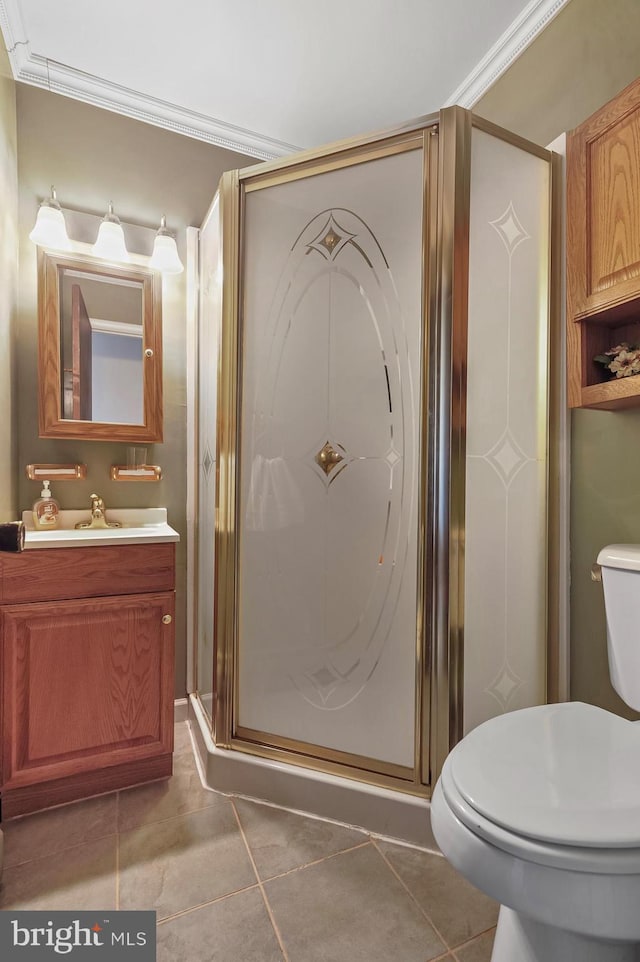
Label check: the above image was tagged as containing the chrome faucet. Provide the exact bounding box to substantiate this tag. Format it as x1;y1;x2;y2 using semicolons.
75;493;122;530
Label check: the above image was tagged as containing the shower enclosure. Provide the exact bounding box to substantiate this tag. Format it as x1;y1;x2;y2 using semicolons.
191;107;558;841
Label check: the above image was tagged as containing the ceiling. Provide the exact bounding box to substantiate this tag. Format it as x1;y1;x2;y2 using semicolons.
1;0;570;159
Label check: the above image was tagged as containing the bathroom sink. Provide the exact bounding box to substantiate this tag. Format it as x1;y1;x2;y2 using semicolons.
21;508;179;549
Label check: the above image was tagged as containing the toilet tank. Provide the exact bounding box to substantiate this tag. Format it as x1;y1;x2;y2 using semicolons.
597;544;640;711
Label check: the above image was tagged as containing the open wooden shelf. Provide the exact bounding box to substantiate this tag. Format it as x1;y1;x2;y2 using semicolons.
579;377;640;411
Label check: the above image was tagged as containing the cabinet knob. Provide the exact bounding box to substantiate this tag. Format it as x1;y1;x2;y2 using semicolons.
162;614;172;625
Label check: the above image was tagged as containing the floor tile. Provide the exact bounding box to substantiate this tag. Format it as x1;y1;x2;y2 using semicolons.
172;749;202;776
234;798;366;880
157;888;284;962
265;842;446;962
0;836;117;910
376;842;498;948
454;929;496;962
118;752;217;831
2;793;117;868
119;804;257;920
173;721;194;756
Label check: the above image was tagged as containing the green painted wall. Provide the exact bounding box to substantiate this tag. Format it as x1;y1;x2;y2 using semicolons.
476;0;640;719
0;37;18;522
15;85;254;696
476;0;640;145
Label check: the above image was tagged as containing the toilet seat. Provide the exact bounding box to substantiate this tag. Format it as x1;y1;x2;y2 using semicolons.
439;761;640;874
441;702;640;874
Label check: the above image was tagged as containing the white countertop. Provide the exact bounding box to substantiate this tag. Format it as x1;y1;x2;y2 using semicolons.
22;507;180;549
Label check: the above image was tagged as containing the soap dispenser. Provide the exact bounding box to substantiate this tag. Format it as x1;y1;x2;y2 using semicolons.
32;480;60;530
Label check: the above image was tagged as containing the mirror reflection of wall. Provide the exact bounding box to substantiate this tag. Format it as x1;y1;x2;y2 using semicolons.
60;270;144;424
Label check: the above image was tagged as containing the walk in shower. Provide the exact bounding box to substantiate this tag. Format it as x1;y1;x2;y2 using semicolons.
190;108;558;843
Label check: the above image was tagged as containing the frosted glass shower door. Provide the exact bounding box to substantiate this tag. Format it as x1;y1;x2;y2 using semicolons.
237;146;425;774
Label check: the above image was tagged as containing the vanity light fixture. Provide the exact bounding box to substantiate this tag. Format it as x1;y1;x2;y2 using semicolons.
93;202;130;262
29;187;72;251
30;192;180;275
150;215;184;274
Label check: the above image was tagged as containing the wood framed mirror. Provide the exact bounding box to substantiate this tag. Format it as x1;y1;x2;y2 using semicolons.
38;250;163;441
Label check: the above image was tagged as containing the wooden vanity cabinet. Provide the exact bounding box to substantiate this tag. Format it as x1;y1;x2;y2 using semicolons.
0;542;175;818
567;75;640;409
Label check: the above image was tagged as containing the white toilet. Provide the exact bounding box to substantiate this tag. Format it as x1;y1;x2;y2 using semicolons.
431;544;640;962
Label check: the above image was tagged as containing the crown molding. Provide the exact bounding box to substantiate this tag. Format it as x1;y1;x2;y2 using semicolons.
0;1;299;161
444;0;571;108
1;0;570;156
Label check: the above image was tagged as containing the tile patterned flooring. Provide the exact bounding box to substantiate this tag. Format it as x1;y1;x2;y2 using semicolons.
0;723;497;961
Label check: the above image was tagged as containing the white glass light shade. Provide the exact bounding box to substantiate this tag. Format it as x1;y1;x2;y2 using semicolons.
93;203;130;262
150;233;184;274
150;216;183;274
93;220;129;262
29;195;71;250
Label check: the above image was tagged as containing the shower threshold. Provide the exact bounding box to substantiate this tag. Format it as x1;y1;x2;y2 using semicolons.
188;694;436;848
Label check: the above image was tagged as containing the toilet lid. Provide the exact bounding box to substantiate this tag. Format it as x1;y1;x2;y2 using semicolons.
450;702;640;848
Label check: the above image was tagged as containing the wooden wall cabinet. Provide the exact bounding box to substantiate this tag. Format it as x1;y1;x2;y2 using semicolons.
0;543;175;818
567;75;640;409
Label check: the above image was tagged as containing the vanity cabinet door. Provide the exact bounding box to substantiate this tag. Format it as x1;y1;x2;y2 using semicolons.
1;591;174;812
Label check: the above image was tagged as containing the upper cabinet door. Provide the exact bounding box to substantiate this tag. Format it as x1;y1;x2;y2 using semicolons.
567;75;640;320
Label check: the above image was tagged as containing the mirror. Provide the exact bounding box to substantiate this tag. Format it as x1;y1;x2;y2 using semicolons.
38;250;163;441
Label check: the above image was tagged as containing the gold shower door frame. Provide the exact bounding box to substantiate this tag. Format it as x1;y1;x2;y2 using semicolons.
210;108;560;795
214;122;440;795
